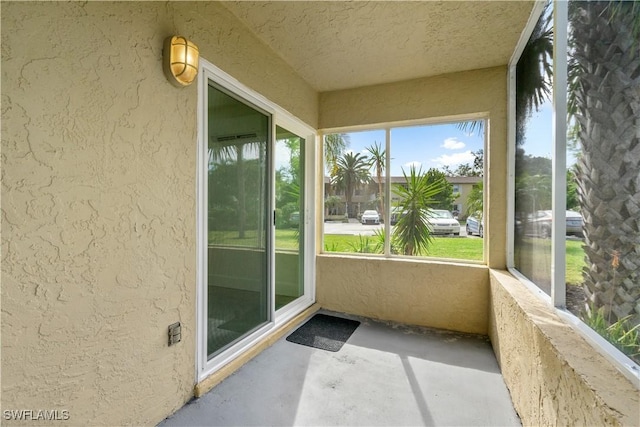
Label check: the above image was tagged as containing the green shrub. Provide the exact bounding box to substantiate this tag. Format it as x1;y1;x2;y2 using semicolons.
582;307;640;364
347;235;376;253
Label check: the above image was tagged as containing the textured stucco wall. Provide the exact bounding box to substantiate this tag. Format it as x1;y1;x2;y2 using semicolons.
317;255;490;335
318;66;508;269
489;270;639;426
1;2;316;425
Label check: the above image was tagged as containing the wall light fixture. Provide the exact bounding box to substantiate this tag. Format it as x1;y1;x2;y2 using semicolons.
163;36;199;87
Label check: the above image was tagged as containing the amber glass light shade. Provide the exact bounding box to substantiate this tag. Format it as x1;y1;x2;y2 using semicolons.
163;36;199;87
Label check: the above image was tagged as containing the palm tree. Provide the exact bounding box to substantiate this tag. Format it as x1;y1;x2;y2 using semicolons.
392;166;447;256
365;142;385;220
332;152;371;218
208;137;266;241
324;133;350;196
515;2;553;145
456;120;485;138
569;0;640;326
209;142;248;238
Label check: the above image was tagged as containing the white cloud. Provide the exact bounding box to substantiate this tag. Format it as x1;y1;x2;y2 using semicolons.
441;137;466;150
403;161;422;170
432;150;475;167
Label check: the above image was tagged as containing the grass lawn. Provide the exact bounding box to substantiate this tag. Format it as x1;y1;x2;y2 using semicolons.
210;229;483;260
566;240;586;285
324;234;586;282
324;234;484;261
210;229;300;250
514;237;586;286
210;229;585;283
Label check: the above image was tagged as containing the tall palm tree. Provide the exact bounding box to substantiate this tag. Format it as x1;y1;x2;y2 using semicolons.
209;142;248;238
365;141;385;220
332;152;371;218
569;0;640;326
460;2;552;145
392;166;447;256
516;2;553;145
324;133;350;196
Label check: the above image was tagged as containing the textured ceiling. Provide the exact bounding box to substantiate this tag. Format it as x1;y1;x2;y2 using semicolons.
221;1;535;92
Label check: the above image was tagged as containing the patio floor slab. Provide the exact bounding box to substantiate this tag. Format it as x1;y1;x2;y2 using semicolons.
160;311;520;426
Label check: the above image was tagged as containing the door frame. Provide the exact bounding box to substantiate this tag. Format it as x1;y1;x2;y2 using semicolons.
196;58;316;382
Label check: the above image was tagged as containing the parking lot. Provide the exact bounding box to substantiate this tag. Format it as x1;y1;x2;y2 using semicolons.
324;219;470;237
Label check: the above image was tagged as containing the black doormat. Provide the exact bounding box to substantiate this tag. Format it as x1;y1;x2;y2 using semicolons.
286;314;360;352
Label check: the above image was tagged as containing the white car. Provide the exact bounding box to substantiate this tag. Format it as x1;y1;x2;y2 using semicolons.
361;210;380;225
428;209;461;236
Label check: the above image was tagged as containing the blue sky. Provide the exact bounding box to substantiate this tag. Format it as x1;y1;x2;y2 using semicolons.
520;100;577;166
276;105;573;175
337;121;484;176
521;102;553;159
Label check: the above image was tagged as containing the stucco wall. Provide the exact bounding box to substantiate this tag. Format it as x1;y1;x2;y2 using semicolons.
489;270;639;426
0;2;316;425
317;255;490;335
318;66;508;269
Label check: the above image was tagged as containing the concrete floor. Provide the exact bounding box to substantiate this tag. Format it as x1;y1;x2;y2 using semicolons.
160;311;520;426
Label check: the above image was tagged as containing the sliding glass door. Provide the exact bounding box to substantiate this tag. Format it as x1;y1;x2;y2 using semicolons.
198;60;316;377
205;82;270;358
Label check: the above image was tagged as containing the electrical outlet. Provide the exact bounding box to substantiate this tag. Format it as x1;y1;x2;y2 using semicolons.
168;322;181;346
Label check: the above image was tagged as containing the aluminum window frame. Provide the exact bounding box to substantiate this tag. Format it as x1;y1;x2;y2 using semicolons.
320;113;488;265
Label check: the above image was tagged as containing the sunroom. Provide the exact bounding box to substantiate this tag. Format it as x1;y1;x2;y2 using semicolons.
1;1;638;426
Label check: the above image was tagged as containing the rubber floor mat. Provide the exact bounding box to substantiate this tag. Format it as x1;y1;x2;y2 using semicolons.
286;313;360;352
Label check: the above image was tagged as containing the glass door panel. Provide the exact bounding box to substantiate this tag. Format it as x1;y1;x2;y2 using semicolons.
206;82;270;358
275;126;305;310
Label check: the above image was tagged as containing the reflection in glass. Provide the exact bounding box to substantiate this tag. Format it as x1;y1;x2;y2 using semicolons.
275;126;304;310
206;83;269;358
513;2;554;295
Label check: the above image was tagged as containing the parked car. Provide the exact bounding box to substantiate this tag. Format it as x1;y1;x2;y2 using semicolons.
361;210;380;225
524;210;584;238
427;209;460;236
390;207;407;225
466;214;484;237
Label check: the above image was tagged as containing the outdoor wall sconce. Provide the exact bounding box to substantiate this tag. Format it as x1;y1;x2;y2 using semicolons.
163;36;199;87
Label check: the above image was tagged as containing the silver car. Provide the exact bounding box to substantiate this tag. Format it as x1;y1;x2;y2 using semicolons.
525;210;584;238
466;214;484;237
